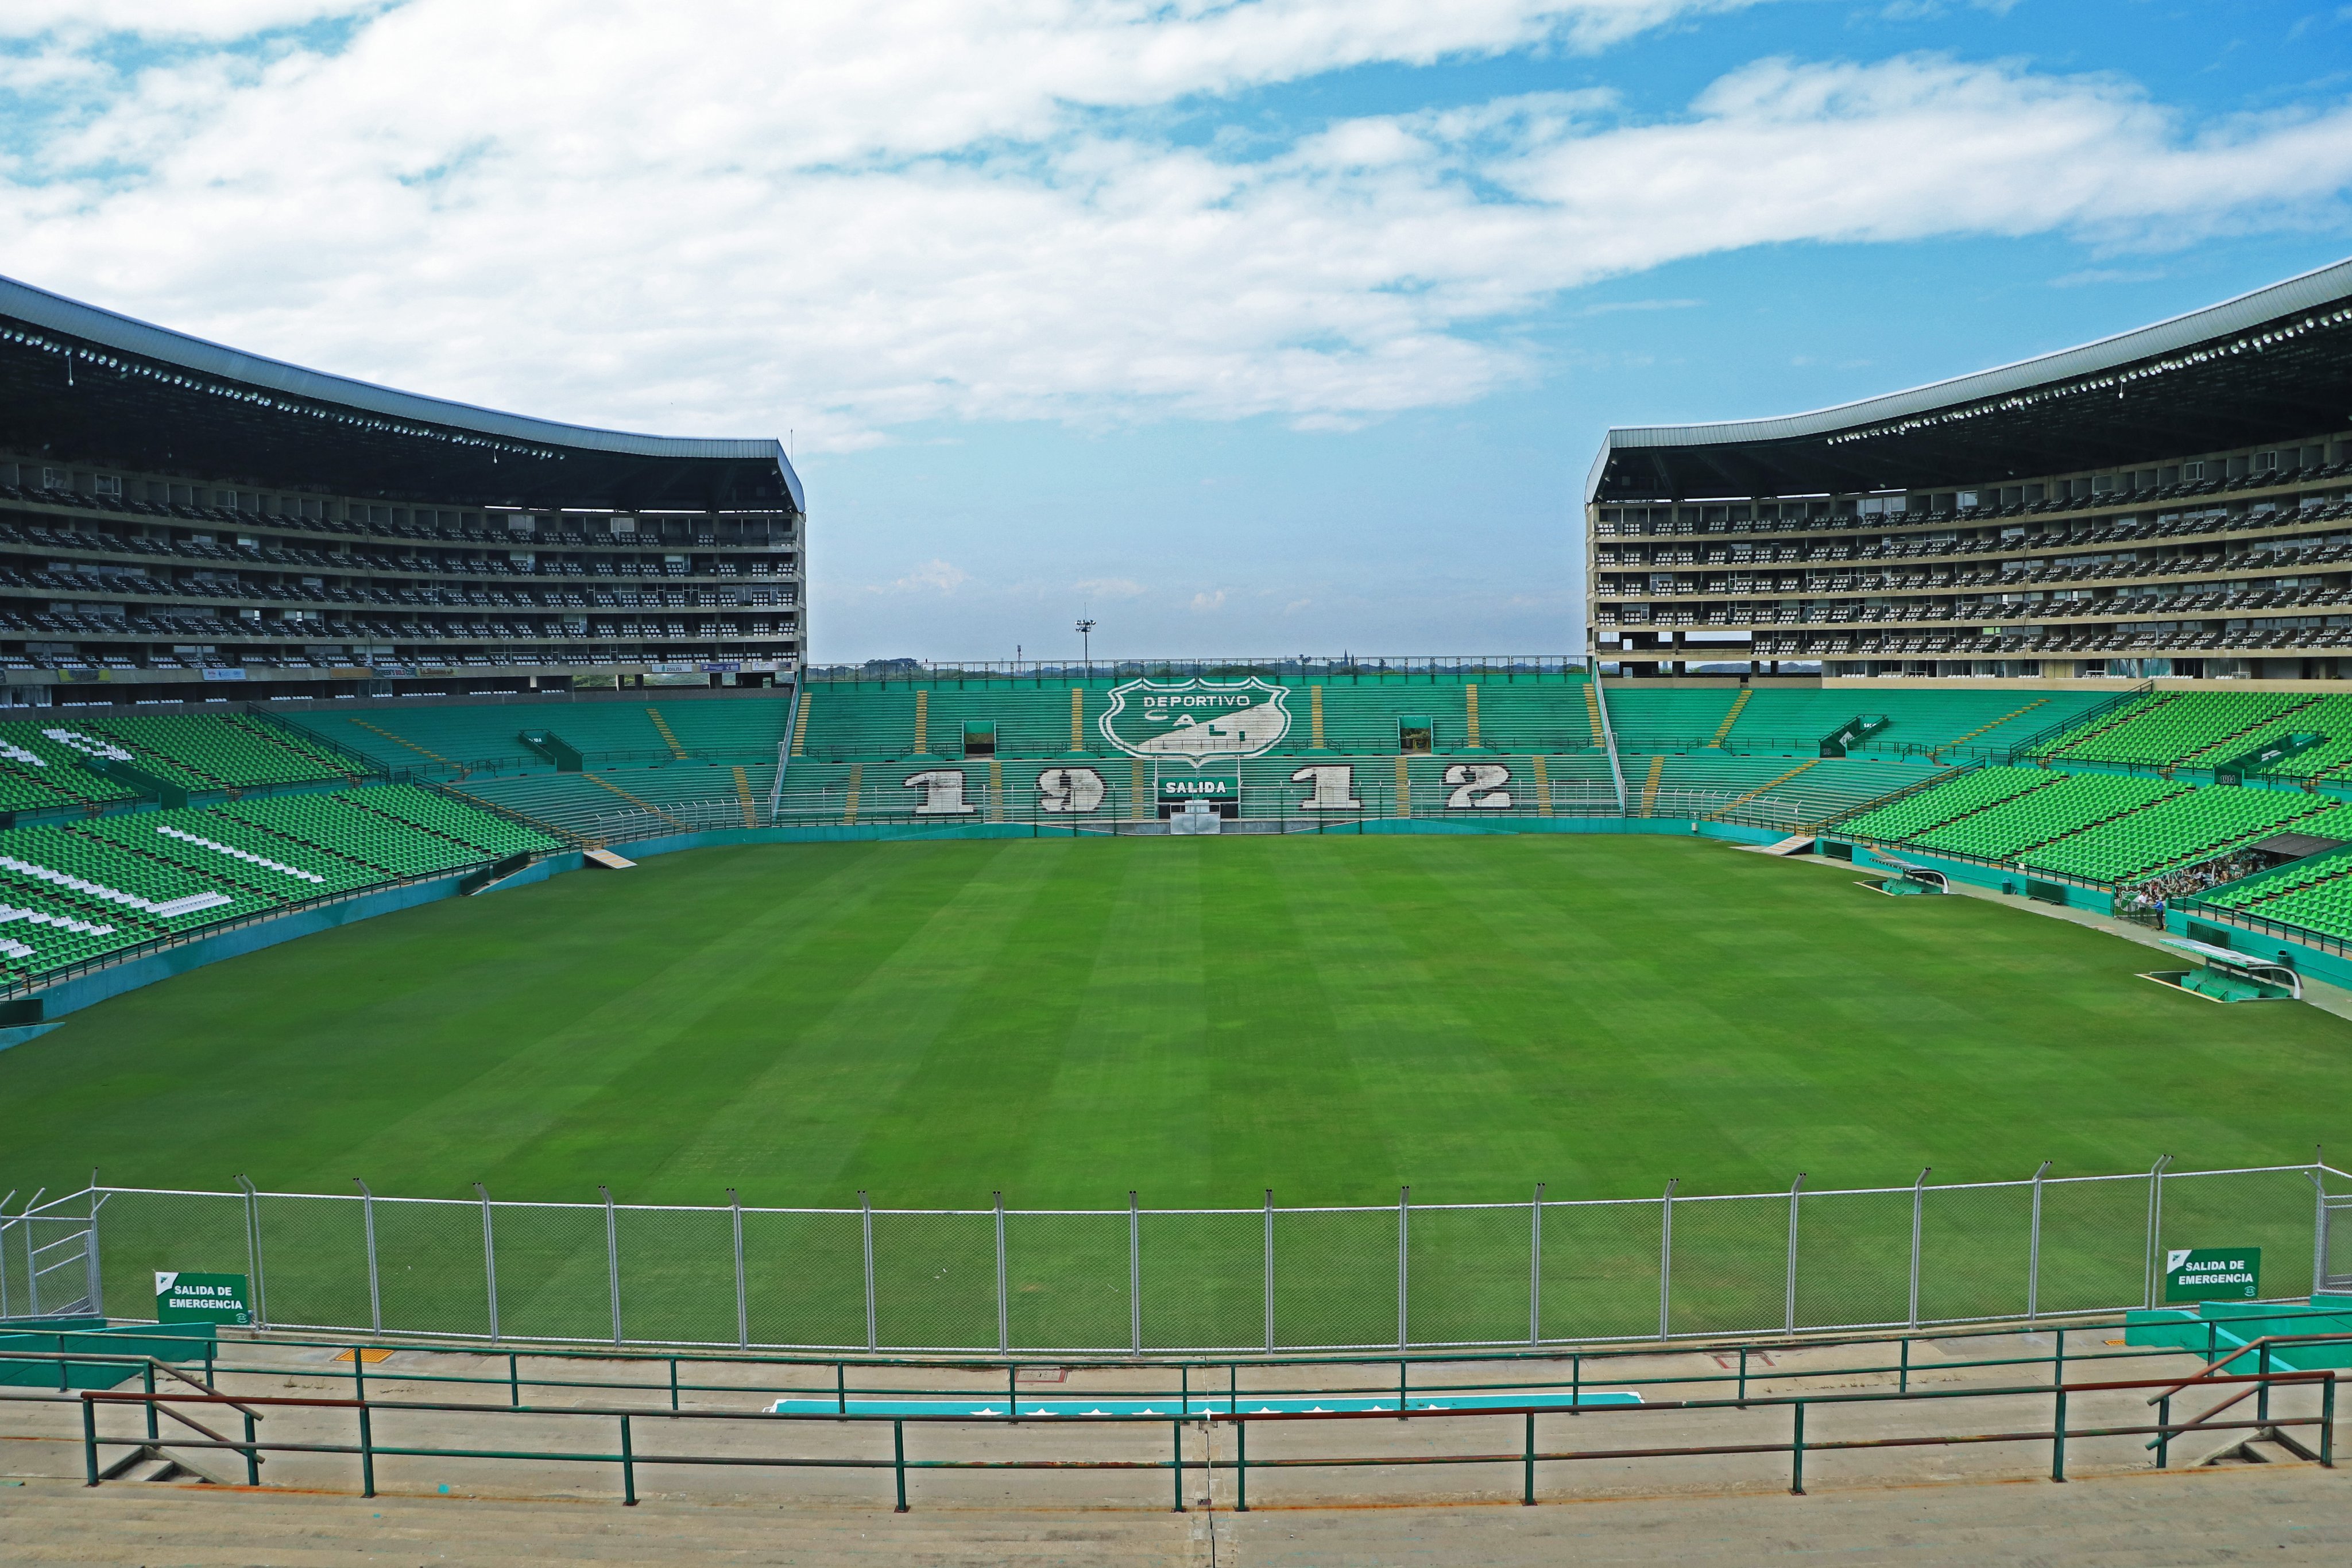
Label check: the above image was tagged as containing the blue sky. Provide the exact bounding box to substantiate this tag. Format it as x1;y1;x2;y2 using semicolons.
4;2;2351;663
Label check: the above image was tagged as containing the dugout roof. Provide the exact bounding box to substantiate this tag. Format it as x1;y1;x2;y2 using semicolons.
0;273;802;513
1587;257;2352;503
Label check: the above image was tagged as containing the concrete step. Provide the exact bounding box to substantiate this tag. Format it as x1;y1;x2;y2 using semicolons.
2189;1428;2318;1468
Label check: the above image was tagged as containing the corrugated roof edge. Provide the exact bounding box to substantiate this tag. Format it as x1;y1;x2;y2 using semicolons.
0;272;803;512
1584;254;2352;502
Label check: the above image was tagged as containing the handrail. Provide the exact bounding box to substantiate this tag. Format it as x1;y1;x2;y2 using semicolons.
2007;680;2158;764
2144;1330;2352;1406
51;1364;2336;1509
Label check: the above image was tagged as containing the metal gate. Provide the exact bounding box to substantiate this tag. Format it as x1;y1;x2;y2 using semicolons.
2326;1198;2352;1292
0;1190;101;1319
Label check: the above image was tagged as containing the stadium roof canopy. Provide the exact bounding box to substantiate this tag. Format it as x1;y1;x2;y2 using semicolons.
1588;257;2352;504
0;274;802;513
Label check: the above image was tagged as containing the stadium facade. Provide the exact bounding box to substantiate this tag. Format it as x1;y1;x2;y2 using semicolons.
0;275;804;707
1586;258;2352;682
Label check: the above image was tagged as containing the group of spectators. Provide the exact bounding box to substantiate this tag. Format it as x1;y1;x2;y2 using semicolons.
2118;848;2279;914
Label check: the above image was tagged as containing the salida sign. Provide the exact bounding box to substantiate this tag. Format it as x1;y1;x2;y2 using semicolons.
155;1271;252;1325
2163;1248;2261;1303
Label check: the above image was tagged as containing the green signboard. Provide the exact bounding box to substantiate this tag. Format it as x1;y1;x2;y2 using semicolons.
156;1271;252;1325
1158;768;1240;803
2164;1248;2261;1303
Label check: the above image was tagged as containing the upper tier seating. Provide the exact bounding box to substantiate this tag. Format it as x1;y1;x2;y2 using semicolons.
1628;753;1940;824
1599;690;1740;752
456;762;777;837
792;673;1595;763
296;696;796;777
2036;691;2331;769
0;720;144;812
1604;686;2111;758
1716;688;2109;758
1905;772;2188;861
72;714;360;790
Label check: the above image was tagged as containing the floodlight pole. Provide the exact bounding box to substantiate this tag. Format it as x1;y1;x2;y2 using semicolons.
1076;618;1096;677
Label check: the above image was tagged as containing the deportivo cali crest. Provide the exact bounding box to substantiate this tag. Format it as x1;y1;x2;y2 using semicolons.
1097;677;1292;767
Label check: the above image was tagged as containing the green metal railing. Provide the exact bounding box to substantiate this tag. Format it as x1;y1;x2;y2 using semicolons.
7;1319;2341;1511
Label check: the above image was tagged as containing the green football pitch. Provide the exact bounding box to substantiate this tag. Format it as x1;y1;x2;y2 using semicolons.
0;834;2343;1208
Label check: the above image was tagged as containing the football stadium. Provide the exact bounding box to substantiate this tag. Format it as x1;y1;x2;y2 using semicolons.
2;263;2350;1528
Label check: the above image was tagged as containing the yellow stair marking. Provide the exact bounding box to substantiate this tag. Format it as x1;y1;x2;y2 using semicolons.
844;762;863;824
1131;757;1150;819
1582;682;1605;748
1464;685;1481;748
1531;754;1552;818
584;772;690;831
913;691;929;754
1395;754;1413;817
645;706;688;758
1708;689;1752;748
351;717;458;770
1931;697;2047;760
1708;758;1819;820
1310;686;1325;749
989;756;1004;823
732;765;756;828
1070;687;1085;751
1639;756;1664;816
790;691;812;757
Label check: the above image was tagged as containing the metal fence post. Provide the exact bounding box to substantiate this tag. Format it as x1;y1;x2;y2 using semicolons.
729;1188;748;1350
1784;1172;1806;1335
860;1191;877;1353
1529;1182;1545;1346
355;1179;382;1334
1128;1191;1142;1355
2312;1152;2328;1298
1658;1178;1677;1341
1263;1190;1275;1354
1396;1186;1410;1351
473;1182;500;1343
1907;1167;1930;1329
81;1186;104;1319
0;1189;15;1320
993;1191;1009;1355
235;1175;269;1330
600;1186;623;1346
2026;1159;2052;1323
2142;1155;2172;1310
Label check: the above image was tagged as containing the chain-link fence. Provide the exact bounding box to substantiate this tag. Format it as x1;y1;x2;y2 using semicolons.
13;1163;2340;1352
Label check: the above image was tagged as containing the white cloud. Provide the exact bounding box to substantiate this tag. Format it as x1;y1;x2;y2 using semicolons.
1074;577;1144;600
888;559;970;594
1190;590;1228;612
1;1;382;38
0;10;2348;451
